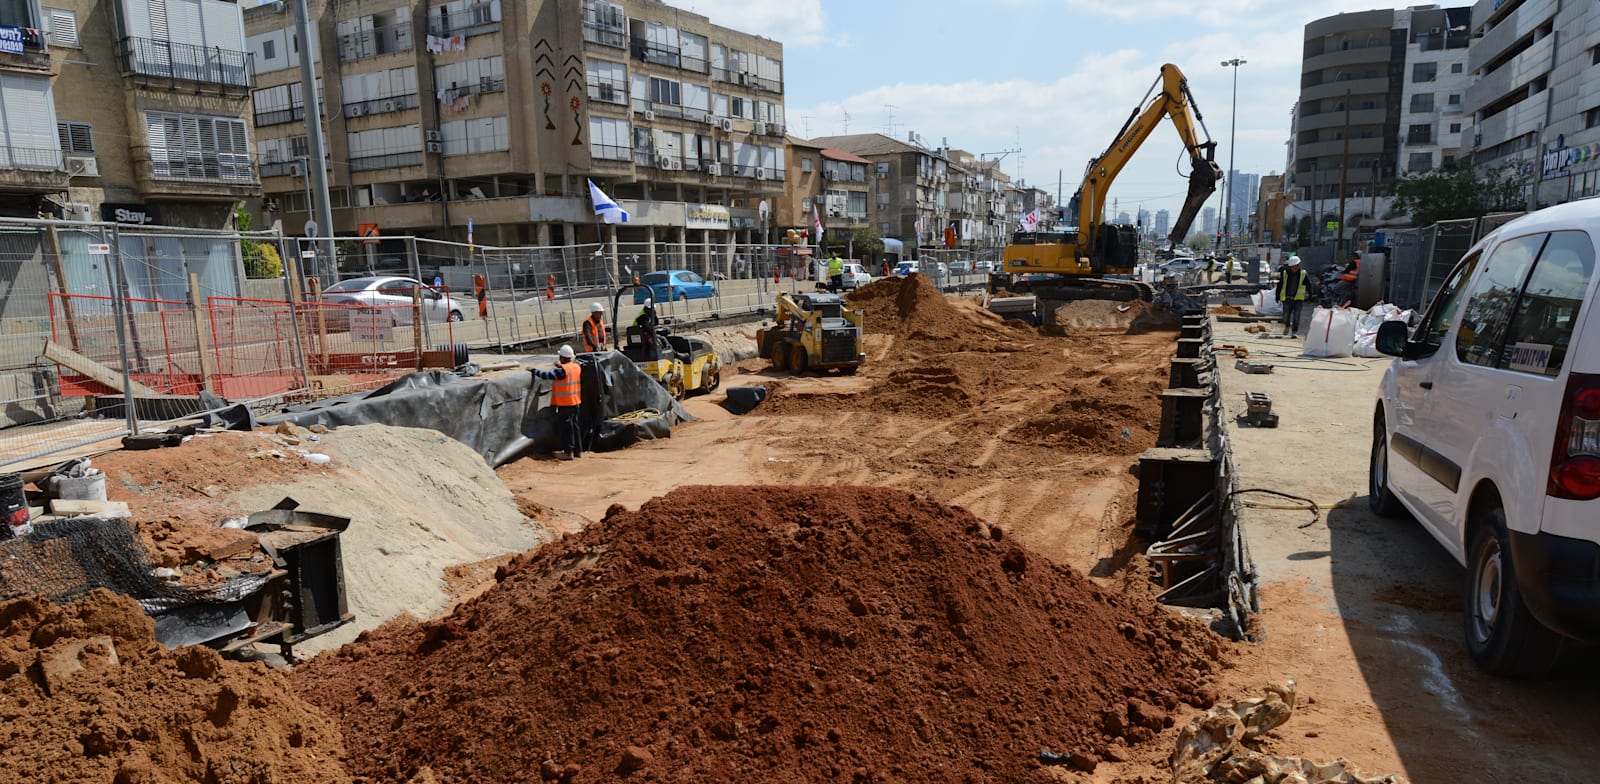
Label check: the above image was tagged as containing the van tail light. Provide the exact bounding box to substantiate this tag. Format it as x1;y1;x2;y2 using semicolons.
1550;372;1600;500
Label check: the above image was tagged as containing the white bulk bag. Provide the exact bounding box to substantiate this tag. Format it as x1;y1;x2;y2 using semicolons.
1304;306;1357;357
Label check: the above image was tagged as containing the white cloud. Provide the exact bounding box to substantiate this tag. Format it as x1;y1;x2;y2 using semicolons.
677;0;828;46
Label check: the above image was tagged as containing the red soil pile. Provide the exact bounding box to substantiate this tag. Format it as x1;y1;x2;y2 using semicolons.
294;485;1224;783
1006;375;1165;456
0;591;350;784
847;274;976;341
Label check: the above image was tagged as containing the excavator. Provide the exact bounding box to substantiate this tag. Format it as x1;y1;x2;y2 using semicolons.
993;63;1221;303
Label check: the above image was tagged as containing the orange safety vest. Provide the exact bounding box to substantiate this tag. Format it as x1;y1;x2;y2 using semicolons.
1341;258;1360;282
581;316;607;352
552;360;582;407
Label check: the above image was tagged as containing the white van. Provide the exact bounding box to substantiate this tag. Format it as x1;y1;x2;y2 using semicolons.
1371;200;1599;676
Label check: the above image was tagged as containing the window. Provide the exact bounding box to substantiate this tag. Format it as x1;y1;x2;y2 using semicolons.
1499;231;1595;377
801;157;812;173
1412;62;1436;82
1449;122;1461;133
439;116;508;155
119;0;250;85
1417;251;1482;354
433;59;500;98
649;77;681;106
1451;62;1463;73
1456;234;1544;367
1447;93;1460;106
144;111;252;182
57;121;93;154
679;30;707;73
586;59;626;104
1407;123;1433;144
1408;152;1434;172
44;7;77;47
346;124;422;170
583;0;624;47
262;39;275;60
588;117;630;160
1410;93;1434;113
1588;108;1600;129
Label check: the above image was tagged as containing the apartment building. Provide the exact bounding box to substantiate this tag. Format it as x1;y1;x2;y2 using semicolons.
0;0;258;226
945;150;1012;255
1465;0;1600;207
246;0;784;264
809;133;953;251
1396;5;1471;176
779;138;871;245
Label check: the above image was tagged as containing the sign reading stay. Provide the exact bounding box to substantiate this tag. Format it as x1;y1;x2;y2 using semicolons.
0;27;26;55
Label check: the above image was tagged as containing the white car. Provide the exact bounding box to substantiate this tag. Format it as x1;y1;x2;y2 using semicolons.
1371;199;1600;676
321;275;464;326
840;262;871;290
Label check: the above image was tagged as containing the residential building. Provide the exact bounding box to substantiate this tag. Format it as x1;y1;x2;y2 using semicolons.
1225;170;1259;236
1254;173;1288;245
245;0;785;271
779;137;870;250
2;0;258;226
1396;5;1471;177
1153;208;1170;240
1201;206;1215;237
1466;0;1600;207
810;132;951;251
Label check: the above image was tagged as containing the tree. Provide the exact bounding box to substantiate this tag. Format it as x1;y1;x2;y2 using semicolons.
234;206;283;279
1186;233;1212;252
851;226;884;259
1388;162;1528;227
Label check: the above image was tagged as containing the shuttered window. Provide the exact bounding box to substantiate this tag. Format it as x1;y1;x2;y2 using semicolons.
144;110;252;181
45;8;79;48
57;122;93;154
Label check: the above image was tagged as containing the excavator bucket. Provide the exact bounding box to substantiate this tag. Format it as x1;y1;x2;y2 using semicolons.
1169;150;1222;247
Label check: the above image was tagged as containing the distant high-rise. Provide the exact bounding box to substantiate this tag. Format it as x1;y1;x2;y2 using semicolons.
1226;171;1259;236
1136;207;1151;231
1153;209;1171;240
1115;210;1132;226
1201;207;1216;237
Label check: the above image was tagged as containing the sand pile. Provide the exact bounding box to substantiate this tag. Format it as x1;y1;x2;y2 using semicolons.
0;591;351;783
1008;376;1164;456
294;485;1224;783
99;424;551;654
847;274;977;341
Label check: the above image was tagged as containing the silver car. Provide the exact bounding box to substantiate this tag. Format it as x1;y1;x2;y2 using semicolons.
321;275;464;326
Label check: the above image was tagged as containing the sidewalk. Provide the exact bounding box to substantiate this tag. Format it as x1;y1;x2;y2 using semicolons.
1209;318;1600;781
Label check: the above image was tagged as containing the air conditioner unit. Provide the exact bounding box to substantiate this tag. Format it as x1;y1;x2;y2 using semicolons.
66;156;99;177
753;122;767;135
706;162;721;176
643;110;655;122
425;141;444;153
64;202;92;221
720;118;733;132
703;114;717;125
772;124;785;136
382;99;397;112
347;104;364;117
755;168;767;180
736;73;749;85
823;170;834;181
656;155;672;169
424;130;442;142
288;162;303;176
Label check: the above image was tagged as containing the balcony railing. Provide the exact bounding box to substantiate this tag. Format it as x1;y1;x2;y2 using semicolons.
118;37;252;88
143;147;254;183
349;150;424;172
440;79;503;101
426;5;500;37
587;82;625;104
338;23;411;63
0;26;49;71
254;105;305;126
346;92;419;117
0;145;64;171
629;37;679;68
583;22;624;48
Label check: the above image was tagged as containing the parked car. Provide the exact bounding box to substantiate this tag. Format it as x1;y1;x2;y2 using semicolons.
893;261;919;278
949;261;973;275
840;262;871;290
633;270;716;304
1370;200;1600;676
975;260;996;274
320;275;463;326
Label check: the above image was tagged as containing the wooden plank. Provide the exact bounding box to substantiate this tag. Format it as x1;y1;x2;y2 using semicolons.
48;499;131;517
188;273;217;393
43;341;160;398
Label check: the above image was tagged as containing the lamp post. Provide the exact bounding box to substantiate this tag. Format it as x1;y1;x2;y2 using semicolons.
1220;57;1246;253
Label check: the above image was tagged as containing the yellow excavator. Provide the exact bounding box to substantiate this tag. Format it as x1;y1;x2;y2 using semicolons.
995;64;1221;302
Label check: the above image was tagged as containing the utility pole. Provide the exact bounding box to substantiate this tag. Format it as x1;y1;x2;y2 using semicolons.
293;0;335;281
1220;57;1246;252
1335;90;1350;263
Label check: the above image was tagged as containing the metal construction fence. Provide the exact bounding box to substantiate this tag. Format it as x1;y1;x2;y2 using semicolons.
1379;211;1525;310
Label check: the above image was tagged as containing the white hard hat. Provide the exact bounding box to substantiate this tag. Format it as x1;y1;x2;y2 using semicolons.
644;298;653;307
558;345;575;359
590;302;605;313
1288;255;1302;265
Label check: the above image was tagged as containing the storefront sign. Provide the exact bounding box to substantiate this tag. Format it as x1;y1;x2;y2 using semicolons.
0;27;26;55
684;203;731;231
1542;134;1600;180
100;203;158;225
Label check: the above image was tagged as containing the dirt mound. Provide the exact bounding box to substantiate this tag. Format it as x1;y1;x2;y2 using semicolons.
1008;394;1159;455
0;591;350;783
294;485;1224;783
860;364;979;416
1047;299;1144;333
847;274;975;341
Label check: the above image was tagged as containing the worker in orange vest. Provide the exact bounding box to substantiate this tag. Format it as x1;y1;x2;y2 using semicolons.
1340;251;1361;282
530;345;585;459
545;273;556;300
581;302;608;352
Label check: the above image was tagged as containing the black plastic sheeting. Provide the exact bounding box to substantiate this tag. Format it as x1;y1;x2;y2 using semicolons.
257;351;690;468
721;386;768;415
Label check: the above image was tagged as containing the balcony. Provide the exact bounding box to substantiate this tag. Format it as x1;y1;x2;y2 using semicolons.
0;146;68;192
254;105;306;126
117;37;253;91
338;23;411;63
450;195;529;226
349;150;425;172
583;22;625;49
345;200;443;229
426;4;500;38
345;92;420;118
131;146;259;200
0;27;50;74
1301;77;1390;103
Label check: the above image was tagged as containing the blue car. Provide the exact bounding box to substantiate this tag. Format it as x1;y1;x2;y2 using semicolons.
633;270;716;304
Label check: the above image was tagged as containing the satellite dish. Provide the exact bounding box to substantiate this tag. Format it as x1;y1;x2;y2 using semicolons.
758;199;769;219
303;220;317;237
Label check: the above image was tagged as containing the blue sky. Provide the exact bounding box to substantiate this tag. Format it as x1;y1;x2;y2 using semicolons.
683;0;1407;227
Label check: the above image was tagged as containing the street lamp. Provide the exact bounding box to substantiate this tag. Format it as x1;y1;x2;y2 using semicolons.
1220;57;1246;252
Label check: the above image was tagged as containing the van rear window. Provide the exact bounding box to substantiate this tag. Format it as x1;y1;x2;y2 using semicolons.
1496;231;1594;377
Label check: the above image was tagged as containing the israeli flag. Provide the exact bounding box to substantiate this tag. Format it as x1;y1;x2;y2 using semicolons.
587;179;630;224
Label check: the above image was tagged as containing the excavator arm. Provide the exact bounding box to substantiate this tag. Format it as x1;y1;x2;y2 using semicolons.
1076;64;1222;250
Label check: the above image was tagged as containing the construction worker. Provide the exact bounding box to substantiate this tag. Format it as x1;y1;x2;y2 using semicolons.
1222;255;1238;284
1277;256;1310;336
1340;251;1361;283
530;345;585;460
827;252;844;293
581;302;607;352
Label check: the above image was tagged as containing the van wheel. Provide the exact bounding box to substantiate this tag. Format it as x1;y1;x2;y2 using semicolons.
1368;412;1406;517
1464;509;1564;677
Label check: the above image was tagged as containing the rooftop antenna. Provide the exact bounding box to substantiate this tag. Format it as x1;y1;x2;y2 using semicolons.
801;115;813;138
883;103;899;138
841;108;851;134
